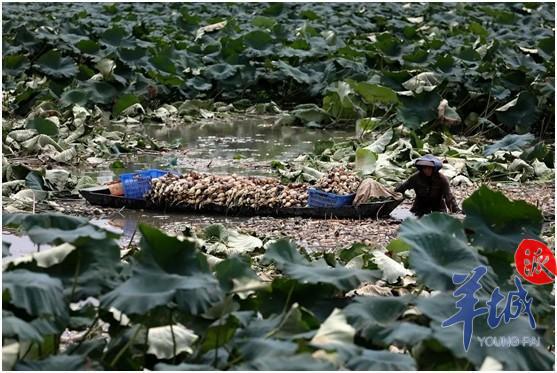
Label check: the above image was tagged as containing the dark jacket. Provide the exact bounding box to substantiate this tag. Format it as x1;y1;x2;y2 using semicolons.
395;171;459;216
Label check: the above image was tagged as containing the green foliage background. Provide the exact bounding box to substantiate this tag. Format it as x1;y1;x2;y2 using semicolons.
2;187;555;370
2;2;555;135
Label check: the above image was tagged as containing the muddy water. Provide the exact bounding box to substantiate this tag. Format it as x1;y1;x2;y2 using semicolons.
84;115;353;182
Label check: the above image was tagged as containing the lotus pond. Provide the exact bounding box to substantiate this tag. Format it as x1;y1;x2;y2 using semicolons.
2;2;555;371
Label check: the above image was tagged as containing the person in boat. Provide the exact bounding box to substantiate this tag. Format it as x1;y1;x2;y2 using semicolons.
394;154;460;217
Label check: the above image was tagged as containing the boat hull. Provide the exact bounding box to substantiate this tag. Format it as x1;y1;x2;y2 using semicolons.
79;186;402;219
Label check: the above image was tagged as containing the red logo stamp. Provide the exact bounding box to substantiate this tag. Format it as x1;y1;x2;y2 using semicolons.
514;239;556;285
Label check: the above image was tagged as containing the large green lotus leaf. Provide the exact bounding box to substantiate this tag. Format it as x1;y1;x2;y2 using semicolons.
537;36;554;59
354;148;377;175
396;90;441;129
60;89;91;106
75;39;100;55
2;213;120;298
234;303;314;340
117;46;148;66
344;296;410;330
323;82;364;120
236;338;297;359
147;324;198;359
100;224;222;315
101;323;147;370
186;77;212;91
25;118;58;137
291;104;333;125
233;338;335;370
2;311;43;342
365;128;394;153
469;21;488;38
219;35;246;64
113;94;139;117
400;213;494;291
373;321;432;346
3;54;30;76
520;142;548;162
323;341;417;370
100;264;221;315
462;186;542;253
34;50;78;78
374;32;402;56
495;92;540;133
154;363;216;371
100;26;133;48
204;63;238;80
84;80;118;105
46;238;120;298
344;347;417;370
2;212;88;231
2;270;67;319
149;53;177;75
350;81;399;104
456;46;481;62
483;133;535;156
403;47;429;64
214;256;265;296
417;293;554;370
355;117;380;137
264;239;377;291
200;313;241;353
273;303;317;338
434;53;457;73
252;15;277;29
14;355;89;371
16;222;107;245
272;60;314;85
235;354;336;370
137;224;211;275
343;295;430;346
243;30;274;50
262;2;284;16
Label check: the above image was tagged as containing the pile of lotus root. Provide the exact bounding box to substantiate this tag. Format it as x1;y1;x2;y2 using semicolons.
147;168;363;209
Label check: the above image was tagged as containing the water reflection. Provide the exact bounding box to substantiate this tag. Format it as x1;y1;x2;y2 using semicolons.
79;116;353;184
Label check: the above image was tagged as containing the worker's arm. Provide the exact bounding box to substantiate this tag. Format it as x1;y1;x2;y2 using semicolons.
441;176;460;213
394;173;416;195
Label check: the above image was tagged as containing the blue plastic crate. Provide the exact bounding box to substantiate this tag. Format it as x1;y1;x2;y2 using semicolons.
119;169;175;200
307;188;355;208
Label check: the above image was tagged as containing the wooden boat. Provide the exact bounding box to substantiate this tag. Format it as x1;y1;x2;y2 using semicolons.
79;186;403;219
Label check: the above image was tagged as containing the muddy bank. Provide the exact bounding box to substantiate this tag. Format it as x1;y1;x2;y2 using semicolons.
39;181;553;253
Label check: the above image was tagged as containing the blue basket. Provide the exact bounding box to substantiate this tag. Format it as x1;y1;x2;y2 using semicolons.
119;169;175;200
307;188;355;208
